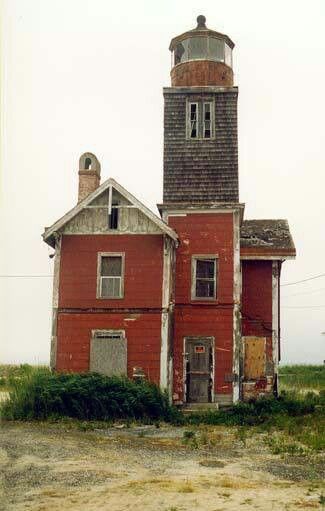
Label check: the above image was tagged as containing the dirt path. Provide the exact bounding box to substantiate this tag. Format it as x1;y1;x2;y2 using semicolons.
0;422;324;511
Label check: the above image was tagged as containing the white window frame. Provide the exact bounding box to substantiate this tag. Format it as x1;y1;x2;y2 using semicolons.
203;102;212;139
186;99;215;140
188;102;199;139
191;255;218;300
97;252;125;299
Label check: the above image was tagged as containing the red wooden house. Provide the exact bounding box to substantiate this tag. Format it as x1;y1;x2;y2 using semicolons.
43;17;295;405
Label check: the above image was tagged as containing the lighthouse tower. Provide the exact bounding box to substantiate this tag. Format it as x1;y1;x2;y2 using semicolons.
163;15;238;205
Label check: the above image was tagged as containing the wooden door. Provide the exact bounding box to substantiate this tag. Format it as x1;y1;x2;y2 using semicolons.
185;338;213;403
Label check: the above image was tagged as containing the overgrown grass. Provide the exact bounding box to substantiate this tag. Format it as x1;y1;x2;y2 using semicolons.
0;368;176;421
279;365;325;391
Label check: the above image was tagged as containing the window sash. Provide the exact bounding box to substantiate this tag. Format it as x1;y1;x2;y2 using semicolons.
97;253;125;299
100;276;122;298
189;102;198;138
187;101;214;139
192;257;217;299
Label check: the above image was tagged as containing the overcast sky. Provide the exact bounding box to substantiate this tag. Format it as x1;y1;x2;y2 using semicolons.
1;0;324;365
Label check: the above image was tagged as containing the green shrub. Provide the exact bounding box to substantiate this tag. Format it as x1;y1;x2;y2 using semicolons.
0;369;179;421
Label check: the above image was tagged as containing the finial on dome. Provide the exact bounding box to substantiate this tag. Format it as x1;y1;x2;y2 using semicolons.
196;15;207;29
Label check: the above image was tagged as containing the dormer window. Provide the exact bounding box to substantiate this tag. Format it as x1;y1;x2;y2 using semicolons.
187;100;214;139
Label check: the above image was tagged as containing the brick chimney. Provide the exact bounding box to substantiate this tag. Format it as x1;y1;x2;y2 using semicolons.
78;152;101;203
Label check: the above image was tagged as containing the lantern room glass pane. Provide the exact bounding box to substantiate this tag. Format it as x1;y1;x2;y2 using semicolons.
208;37;224;61
225;43;232;67
189;37;208;60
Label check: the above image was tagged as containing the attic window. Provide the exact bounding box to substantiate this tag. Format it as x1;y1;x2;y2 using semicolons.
85;157;92;170
109;204;119;230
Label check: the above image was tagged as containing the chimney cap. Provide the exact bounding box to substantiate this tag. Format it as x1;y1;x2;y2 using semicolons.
79;152;101;174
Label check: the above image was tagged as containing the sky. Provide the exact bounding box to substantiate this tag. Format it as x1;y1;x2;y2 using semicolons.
0;0;324;365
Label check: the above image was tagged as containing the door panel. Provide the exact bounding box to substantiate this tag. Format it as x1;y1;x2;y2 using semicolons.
185;338;213;403
243;336;266;379
90;335;127;376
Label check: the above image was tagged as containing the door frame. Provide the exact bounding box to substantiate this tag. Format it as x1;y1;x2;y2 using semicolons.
183;336;215;403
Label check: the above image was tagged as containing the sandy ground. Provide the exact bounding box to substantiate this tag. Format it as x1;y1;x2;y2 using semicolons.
0;421;324;511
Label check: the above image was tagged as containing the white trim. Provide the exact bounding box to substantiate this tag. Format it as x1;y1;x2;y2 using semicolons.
96;252;125;299
187;101;199;139
108;184;112;215
50;235;61;370
160;236;172;390
43;177;178;244
272;261;279;371
241;255;295;261
232;210;241;403
191;255;218;301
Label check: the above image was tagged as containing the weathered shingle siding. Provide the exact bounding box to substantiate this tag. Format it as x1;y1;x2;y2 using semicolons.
163;89;239;202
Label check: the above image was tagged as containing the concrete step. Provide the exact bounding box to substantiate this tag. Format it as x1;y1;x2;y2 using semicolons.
182;403;220;413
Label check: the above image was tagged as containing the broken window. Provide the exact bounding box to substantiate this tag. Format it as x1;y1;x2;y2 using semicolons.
187;100;214;139
189;103;198;138
203;102;212;138
98;254;124;298
192;257;217;299
109;203;119;230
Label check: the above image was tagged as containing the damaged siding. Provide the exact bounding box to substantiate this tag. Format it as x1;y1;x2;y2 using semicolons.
241;260;275;399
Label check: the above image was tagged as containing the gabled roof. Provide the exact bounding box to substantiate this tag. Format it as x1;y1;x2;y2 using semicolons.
240;219;296;259
42;178;178;247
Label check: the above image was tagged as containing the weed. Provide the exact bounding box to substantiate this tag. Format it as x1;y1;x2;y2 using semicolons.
235;426;248;446
182;429;198;449
0;370;178;421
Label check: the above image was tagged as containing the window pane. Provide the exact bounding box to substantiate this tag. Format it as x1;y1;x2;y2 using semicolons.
196;259;215;279
101;276;121;297
204;103;211;120
225;43;232;67
196;279;215;298
101;256;122;277
208;38;224;61
189;37;208;59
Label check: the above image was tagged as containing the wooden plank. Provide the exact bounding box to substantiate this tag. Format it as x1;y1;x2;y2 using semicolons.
243;336;266;379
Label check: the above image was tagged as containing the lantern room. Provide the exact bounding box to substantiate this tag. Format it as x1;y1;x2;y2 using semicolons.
169;15;235;87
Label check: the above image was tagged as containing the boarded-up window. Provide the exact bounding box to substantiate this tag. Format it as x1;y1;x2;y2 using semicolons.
98;253;124;298
244;337;266;379
90;330;127;376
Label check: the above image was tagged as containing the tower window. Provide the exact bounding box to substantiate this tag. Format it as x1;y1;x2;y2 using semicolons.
187;100;214;139
191;256;218;300
85;157;92;170
203;103;212;138
189;103;198;138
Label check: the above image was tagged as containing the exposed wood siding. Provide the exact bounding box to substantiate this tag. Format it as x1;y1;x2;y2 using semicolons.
163;89;238;202
63;188;161;235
